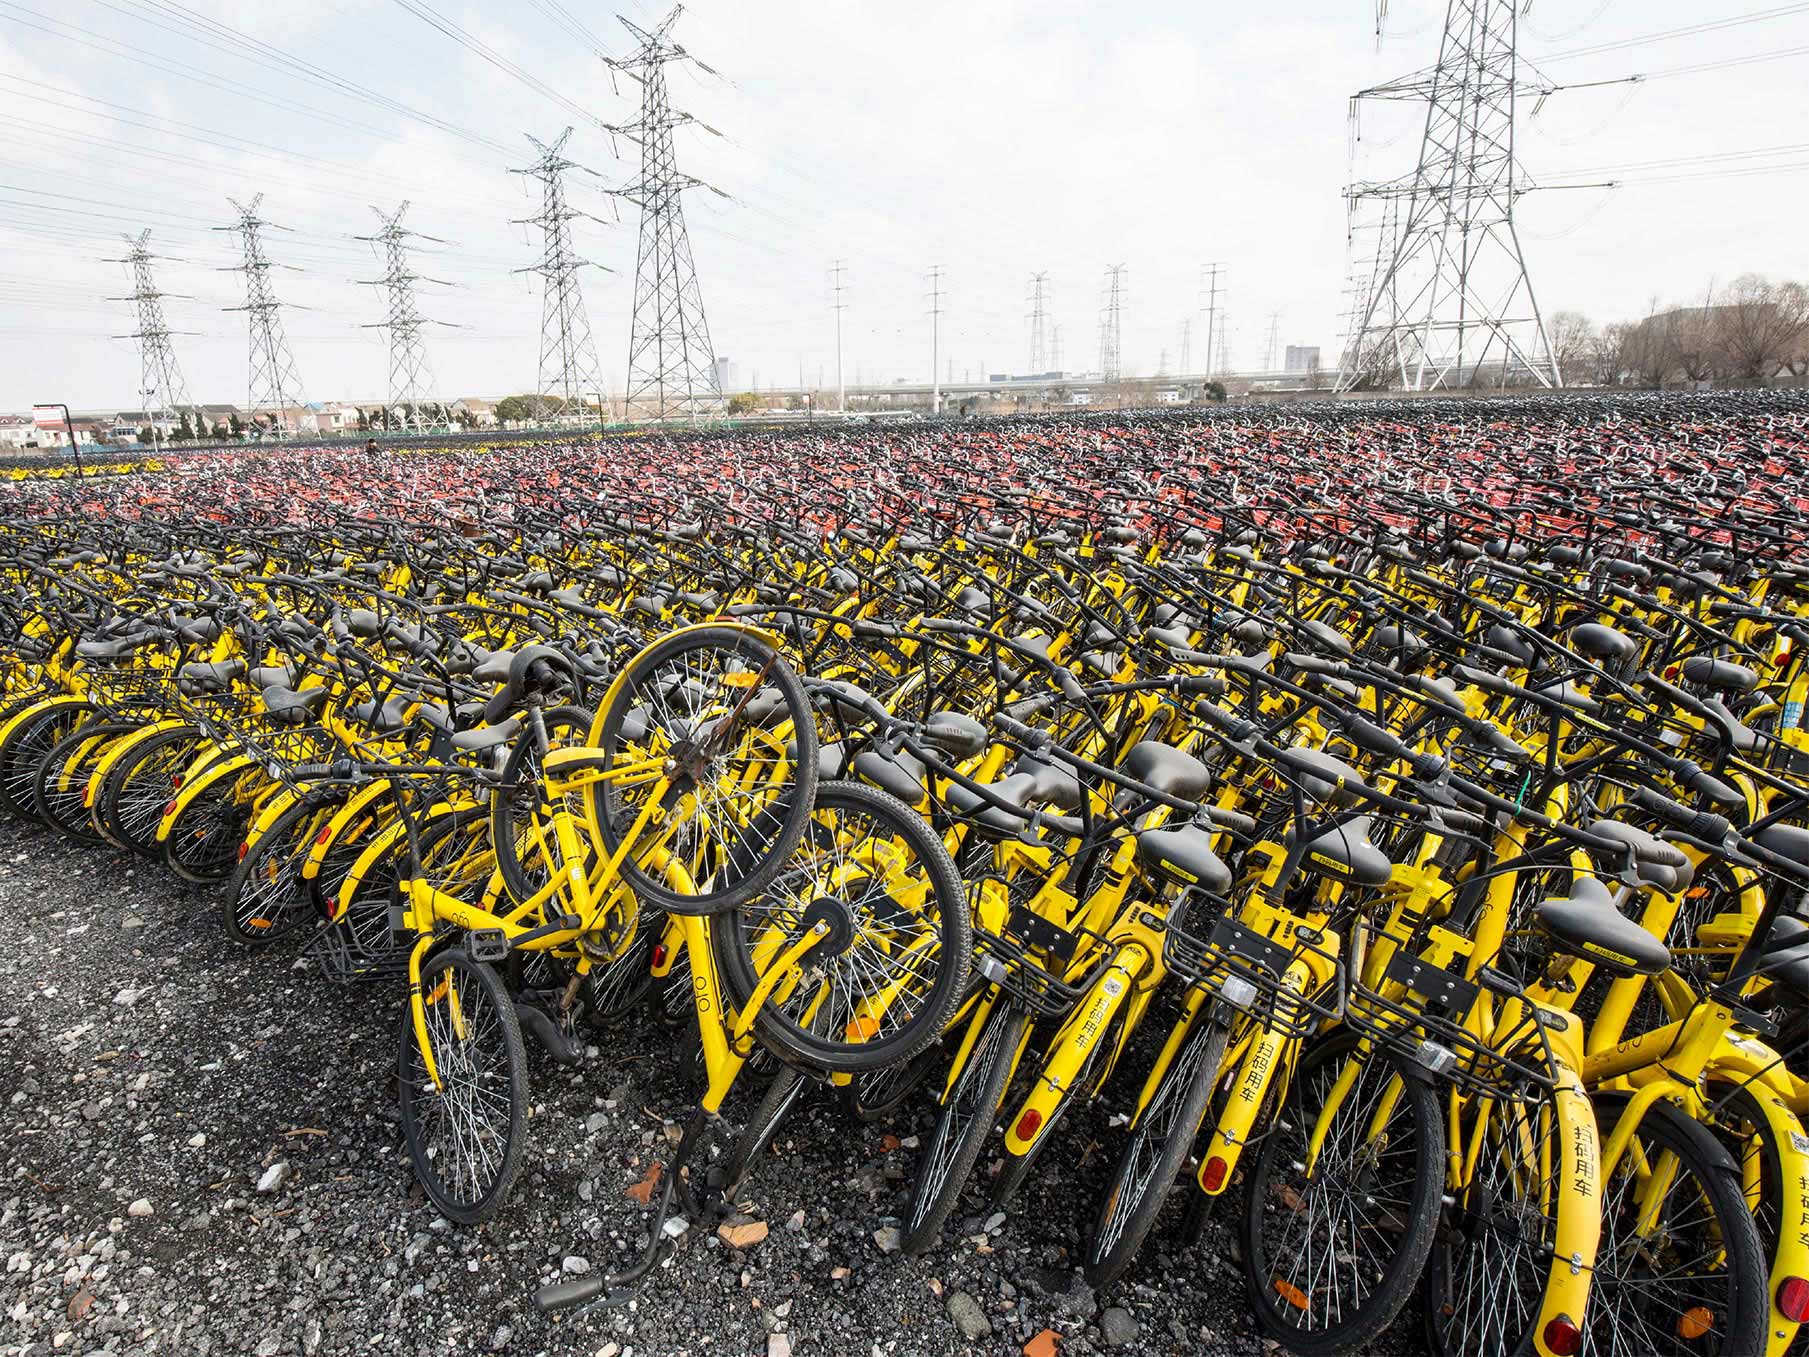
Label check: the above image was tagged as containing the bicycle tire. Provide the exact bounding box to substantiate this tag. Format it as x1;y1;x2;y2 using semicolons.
712;780;969;1073
162;764;263;883
589;626;817;916
398;946;528;1224
94;725;203;855
225;797;337;945
1085;1008;1230;1290
32;720;135;843
1584;1090;1766;1357
0;701;95;822
489;704;594;907
722;1066;809;1198
903;1001;1027;1256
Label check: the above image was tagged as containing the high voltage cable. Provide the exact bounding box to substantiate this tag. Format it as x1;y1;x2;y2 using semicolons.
1536;2;1809;61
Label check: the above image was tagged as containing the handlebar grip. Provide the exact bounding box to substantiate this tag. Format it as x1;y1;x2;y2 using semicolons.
1176;674;1228;698
534;1274;606;1313
1207;808;1257;836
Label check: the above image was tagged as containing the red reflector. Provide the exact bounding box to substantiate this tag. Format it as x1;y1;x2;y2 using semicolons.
1778;1277;1809;1323
162;801;176;818
236;842;249;862
651;943;668;968
1014;1108;1043;1141
315;826;332;846
170;775;182;788
82;789;92;806
1202;1156;1229;1192
1543;1315;1583;1356
325;896;339;918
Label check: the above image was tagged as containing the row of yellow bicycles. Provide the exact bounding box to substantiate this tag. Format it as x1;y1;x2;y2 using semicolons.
2;396;1809;1356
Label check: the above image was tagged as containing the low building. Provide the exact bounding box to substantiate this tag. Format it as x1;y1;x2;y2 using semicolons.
0;414;35;449
451;398;497;428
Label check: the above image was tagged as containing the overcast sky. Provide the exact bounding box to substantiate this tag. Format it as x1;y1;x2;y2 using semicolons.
0;0;1800;411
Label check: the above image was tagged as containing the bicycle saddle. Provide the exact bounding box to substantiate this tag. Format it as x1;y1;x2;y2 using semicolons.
1535;875;1670;977
1116;741;1211;809
1679;656;1759;693
1285;749;1369;809
1761;916;1809;999
1136;824;1231;893
260;684;328;725
1754;823;1809;878
1297;814;1394;887
1571;622;1638;664
854;746;929;803
250;663;298;690
178;658;245;694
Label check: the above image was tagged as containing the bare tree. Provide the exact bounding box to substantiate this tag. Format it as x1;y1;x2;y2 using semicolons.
1547;310;1595;380
1714;274;1806;383
1623;300;1675;388
1585;321;1632;386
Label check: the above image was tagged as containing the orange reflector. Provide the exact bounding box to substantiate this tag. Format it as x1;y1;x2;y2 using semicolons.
237;842;250;862
720;672;759;687
1544;1316;1583;1356
1014;1108;1043;1141
249;918;271;930
844;1015;880;1041
1201;1155;1229;1193
1676;1307;1713;1341
1273;1279;1309;1312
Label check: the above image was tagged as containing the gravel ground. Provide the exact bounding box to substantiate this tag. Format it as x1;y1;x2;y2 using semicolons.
1;816;1322;1357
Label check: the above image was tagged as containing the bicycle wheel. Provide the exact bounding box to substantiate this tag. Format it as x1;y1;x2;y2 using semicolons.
33;720;135;843
1424;1077;1584;1357
839;1043;943;1123
0;701;95;822
163;764;265;883
1244;1034;1441;1356
398;947;527;1224
902;1000;1026;1256
583;921;662;1027
713;780;969;1073
225;797;339;945
722;1066;809;1198
1085;1006;1231;1289
95;725;203;854
1584;1091;1766;1357
589;626;817;915
490;704;594;907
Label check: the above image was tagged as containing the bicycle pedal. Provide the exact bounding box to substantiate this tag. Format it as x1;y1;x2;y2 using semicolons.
467;928;510;963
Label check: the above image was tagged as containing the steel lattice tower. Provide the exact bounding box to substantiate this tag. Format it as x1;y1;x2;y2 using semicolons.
217;195;306;432
110;230;197;429
1338;0;1559;392
512;130;608;420
1027;272;1050;373
1098;265;1125;382
357;203;452;431
606;5;724;422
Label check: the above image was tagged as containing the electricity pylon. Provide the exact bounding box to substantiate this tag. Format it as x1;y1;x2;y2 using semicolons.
109;230;198;432
217;195;305;434
1339;0;1560;391
1098;264;1125;382
356;203;454;431
512;129;608;422
605;4;725;422
1027;272;1050;373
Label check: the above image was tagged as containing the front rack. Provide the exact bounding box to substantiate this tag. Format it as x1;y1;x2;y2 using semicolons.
970;890;1114;1019
1162;887;1343;1042
1343;915;1558;1099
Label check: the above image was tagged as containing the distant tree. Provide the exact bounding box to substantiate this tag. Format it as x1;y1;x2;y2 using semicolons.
1586;322;1632;386
455;407;474;430
229;412;244;438
355;408;370;432
138;426;155;445
1546;311;1595;380
175;412;194;442
1714;274;1807;383
1203;380;1228;403
726;392;759;415
494;396;533;426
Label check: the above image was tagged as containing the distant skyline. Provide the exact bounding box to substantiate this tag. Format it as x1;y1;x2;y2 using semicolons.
0;0;1802;410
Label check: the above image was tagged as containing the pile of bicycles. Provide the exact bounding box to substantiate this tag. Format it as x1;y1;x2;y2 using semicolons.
4;389;1809;1357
